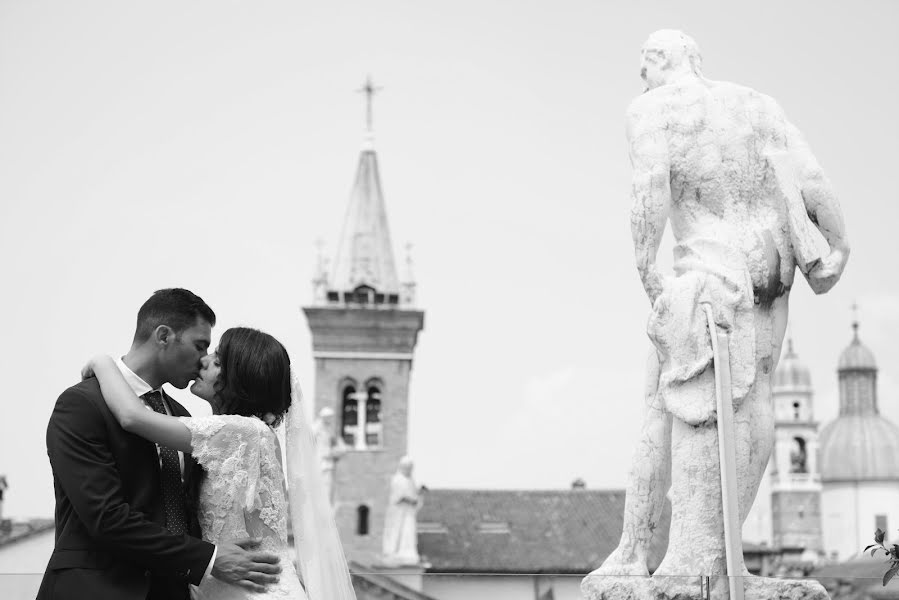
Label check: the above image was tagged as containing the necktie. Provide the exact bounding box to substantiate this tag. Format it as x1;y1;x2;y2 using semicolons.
142;390;189;536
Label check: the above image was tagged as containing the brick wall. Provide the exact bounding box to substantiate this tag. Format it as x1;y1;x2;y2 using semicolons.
303;306;424;563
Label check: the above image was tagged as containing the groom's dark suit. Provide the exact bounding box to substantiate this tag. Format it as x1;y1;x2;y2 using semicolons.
38;378;215;600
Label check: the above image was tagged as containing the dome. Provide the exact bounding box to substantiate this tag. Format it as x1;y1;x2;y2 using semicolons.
838;323;877;371
819;415;899;482
774;338;812;390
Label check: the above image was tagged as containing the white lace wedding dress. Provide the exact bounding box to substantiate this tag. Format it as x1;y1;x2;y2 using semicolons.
179;414;308;600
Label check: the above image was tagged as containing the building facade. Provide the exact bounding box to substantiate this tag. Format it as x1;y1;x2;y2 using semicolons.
743;338;824;561
820;321;899;560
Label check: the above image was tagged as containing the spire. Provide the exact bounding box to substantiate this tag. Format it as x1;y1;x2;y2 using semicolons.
327;77;401;306
851;301;860;341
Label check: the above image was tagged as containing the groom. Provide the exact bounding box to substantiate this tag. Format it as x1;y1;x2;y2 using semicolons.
39;288;280;600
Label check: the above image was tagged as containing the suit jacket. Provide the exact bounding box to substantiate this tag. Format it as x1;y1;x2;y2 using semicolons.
38;378;215;600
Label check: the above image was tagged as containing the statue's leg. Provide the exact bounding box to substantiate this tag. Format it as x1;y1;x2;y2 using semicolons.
737;295;788;534
591;348;671;576
652;366;725;580
653;295;790;582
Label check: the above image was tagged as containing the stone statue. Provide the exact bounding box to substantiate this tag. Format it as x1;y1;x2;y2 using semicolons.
382;456;421;566
582;30;848;600
312;407;346;504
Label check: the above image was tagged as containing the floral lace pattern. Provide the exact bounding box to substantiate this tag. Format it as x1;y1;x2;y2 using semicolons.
180;415;306;599
179;415;288;546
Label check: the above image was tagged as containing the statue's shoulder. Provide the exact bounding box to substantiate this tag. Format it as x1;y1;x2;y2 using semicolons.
712;80;779;109
625;91;674;137
626;81;706;118
711;80;754;95
626;88;672;117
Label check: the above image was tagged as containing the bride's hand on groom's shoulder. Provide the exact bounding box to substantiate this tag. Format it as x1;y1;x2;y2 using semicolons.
80;354;112;380
81;357;98;380
212;537;282;593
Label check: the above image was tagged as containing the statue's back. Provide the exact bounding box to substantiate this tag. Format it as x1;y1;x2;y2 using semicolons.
648;79;800;293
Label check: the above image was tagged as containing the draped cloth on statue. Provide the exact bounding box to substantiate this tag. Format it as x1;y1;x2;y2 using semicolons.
647;237;756;425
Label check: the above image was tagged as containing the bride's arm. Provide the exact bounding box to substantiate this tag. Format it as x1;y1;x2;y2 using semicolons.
87;355;192;453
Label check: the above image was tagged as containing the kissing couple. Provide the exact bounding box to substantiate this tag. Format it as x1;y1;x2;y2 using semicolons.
38;288;356;600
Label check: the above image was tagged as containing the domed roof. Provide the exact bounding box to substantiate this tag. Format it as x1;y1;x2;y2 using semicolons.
819;415;899;482
774;338;812;390
838;323;877;371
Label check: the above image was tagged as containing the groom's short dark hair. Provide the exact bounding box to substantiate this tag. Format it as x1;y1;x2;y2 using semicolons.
133;288;216;343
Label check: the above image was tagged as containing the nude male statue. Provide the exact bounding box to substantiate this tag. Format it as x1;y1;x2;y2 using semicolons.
592;29;848;582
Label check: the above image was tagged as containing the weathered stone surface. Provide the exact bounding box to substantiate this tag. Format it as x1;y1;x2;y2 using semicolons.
581;573;829;600
591;28;849;595
382;457;422;566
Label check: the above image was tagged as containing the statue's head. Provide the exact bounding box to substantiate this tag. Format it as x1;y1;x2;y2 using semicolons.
399;455;414;477
641;29;703;91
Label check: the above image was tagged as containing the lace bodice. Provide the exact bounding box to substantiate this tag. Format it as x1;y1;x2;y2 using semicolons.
180;415;307;600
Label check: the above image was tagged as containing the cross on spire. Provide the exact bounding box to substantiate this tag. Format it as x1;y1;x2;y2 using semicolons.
357;75;382;133
851;301;860;339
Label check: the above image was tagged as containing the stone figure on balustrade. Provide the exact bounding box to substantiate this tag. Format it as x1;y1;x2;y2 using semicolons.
382;456;422;566
582;29;849;600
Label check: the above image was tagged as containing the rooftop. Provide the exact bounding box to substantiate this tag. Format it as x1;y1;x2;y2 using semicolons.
0;518;54;549
417;488;670;574
838;321;877;371
773;338;812;391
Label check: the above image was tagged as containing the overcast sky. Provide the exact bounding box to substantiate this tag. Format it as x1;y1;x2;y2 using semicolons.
1;0;897;519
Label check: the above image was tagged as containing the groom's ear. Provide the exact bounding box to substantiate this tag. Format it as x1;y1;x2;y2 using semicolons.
153;324;175;347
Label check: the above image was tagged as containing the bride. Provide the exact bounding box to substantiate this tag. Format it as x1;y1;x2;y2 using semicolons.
84;327;356;600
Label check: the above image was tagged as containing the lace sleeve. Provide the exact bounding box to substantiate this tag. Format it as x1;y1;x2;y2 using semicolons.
179;415;288;543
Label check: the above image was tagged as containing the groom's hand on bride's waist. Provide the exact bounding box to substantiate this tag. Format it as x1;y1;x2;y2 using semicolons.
212;537;282;593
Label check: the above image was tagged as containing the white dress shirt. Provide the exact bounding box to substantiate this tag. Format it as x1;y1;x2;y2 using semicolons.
113;357;217;581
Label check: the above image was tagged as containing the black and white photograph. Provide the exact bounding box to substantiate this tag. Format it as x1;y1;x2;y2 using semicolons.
1;1;897;599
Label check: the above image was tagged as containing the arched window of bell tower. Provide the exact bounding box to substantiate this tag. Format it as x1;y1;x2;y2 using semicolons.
365;378;384;448
790;437;807;473
340;379;360;446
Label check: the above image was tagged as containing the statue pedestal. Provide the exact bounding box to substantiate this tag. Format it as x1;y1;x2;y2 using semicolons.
372;561;428;592
580;573;830;600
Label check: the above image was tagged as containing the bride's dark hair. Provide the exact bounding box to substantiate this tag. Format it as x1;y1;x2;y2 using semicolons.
213;327;292;427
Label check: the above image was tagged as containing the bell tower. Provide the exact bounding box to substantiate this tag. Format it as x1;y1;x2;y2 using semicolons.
770;338;823;555
303;77;424;563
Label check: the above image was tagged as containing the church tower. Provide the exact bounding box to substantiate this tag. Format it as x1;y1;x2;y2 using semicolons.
303;78;424;563
820;316;899;559
743;337;824;559
769;338;824;555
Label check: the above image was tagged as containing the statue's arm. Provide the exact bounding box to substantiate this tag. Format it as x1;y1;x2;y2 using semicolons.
766;95;850;293
626;99;671;305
